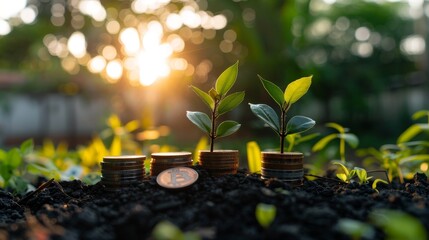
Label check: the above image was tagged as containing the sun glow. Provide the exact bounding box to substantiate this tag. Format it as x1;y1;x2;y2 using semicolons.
138;44;172;86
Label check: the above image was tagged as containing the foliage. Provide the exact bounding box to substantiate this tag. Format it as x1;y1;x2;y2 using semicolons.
255;203;276;229
249;75;315;153
336;218;375;240
151;221;201;240
187;61;244;152
369;209;427;240
285;132;320;152
397;110;429;143
313;123;359;163
333;162;356;183
193;137;208;165
372;179;388;193
247;141;262;173
0;139;34;194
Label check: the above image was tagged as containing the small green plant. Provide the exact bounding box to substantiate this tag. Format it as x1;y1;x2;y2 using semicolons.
336;218;375;240
313;123;359;163
249;75;315;153
0;139;34;194
333;162;356;183
354;167;372;185
372;179;388;193
151;221;201;240
186;61;245;152
255;203;277;229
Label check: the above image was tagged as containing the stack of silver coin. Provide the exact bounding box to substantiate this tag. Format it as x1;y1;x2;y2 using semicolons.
101;155;146;190
261;152;303;185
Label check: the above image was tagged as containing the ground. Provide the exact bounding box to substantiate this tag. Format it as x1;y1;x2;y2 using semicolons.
0;167;428;240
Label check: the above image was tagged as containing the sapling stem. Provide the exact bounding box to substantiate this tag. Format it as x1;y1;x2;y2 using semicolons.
209;100;219;152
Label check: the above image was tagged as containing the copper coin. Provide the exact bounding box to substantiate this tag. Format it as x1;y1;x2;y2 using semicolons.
261;162;303;170
156;167;198;189
101;172;144;179
103;155;146;164
101;163;143;170
150;160;193;165
151;152;192;158
102;168;143;175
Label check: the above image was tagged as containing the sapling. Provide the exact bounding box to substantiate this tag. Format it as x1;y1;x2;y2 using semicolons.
249;75;315;153
186;61;245;152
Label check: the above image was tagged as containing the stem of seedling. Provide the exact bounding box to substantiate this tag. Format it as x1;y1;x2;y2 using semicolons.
340;137;345;163
367;170;391;184
209;100;219;152
279;104;290;154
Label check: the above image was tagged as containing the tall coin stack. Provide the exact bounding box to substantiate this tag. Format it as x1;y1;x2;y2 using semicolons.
150;152;193;176
199;150;239;176
101;155;146;190
261;152;303;185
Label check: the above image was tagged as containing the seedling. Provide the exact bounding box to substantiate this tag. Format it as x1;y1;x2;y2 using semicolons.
372;179;388;193
333;162;356;183
313;123;359;163
249;75;315;153
354;167;372;185
255;203;277;229
397;110;429;143
187;61;245;152
336;218;375;240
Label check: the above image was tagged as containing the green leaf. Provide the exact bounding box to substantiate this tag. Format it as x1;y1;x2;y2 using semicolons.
354;167;370;184
333;162;350;176
326;122;345;133
151;221;184;240
8;176;30;195
412;110;429;121
247;141;261;173
284;75;312;105
341;133;359;148
8;148;22;169
399;154;429;165
370;209;427;240
286;116;315;135
0;149;7;162
255;203;276;229
336;173;348;182
216;121;241;138
336;219;375;239
20;139;34;155
110;136;121;156
312;133;337;152
217;91;245;116
186;111;211;134
191;86;214;110
249;103;280;133
295;133;320;145
215;61;239;96
209;88;219;100
258;75;284;107
397;124;428;143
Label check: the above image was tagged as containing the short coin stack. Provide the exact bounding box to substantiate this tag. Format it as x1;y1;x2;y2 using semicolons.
261;152;303;185
150;152;193;176
199;150;239;176
101;155;146;190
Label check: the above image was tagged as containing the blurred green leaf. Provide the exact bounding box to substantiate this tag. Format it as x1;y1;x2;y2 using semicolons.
216;121;240;138
336;218;375;239
284;76;312;105
258;75;284;107
249;103;280;133
20;139;34;155
152;221;184;240
186;111;211;134
412;110;429;121
215;61;238;96
191;86;214;110
342;133;359;148
398;124;429;144
217;91;245;116
255;203;276;229
370;209;427;240
110;136;122;156
312;134;337;152
247;141;261;173
326;122;345;133
8;148;21;169
286;116;315;135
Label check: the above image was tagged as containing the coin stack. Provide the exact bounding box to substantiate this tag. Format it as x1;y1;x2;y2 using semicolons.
261;152;303;185
150;152;193;176
199;150;239;176
101;155;146;190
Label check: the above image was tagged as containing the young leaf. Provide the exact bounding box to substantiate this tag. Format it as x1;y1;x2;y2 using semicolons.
8;148;22;168
397;124;427;143
258;75;284;107
110;136;121;156
286;116;316;135
124;120;140;132
217;91;245;116
216;121;241;138
326;122;345;133
186;111;211;134
193;136;208;164
191;86;215;110
20;139;34;155
354;167;369;184
284;75;312;105
336;173;348;183
249;103;280;133
255;203;276;229
215;61;239;96
412;110;429;121
333;162;350;176
342;133;359;148
372;179;388;193
247;141;261;173
312;133;337;152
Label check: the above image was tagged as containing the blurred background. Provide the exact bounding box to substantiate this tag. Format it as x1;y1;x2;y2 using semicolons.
0;0;428;153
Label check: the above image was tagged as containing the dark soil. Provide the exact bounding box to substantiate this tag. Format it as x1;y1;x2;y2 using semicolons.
1;167;428;240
